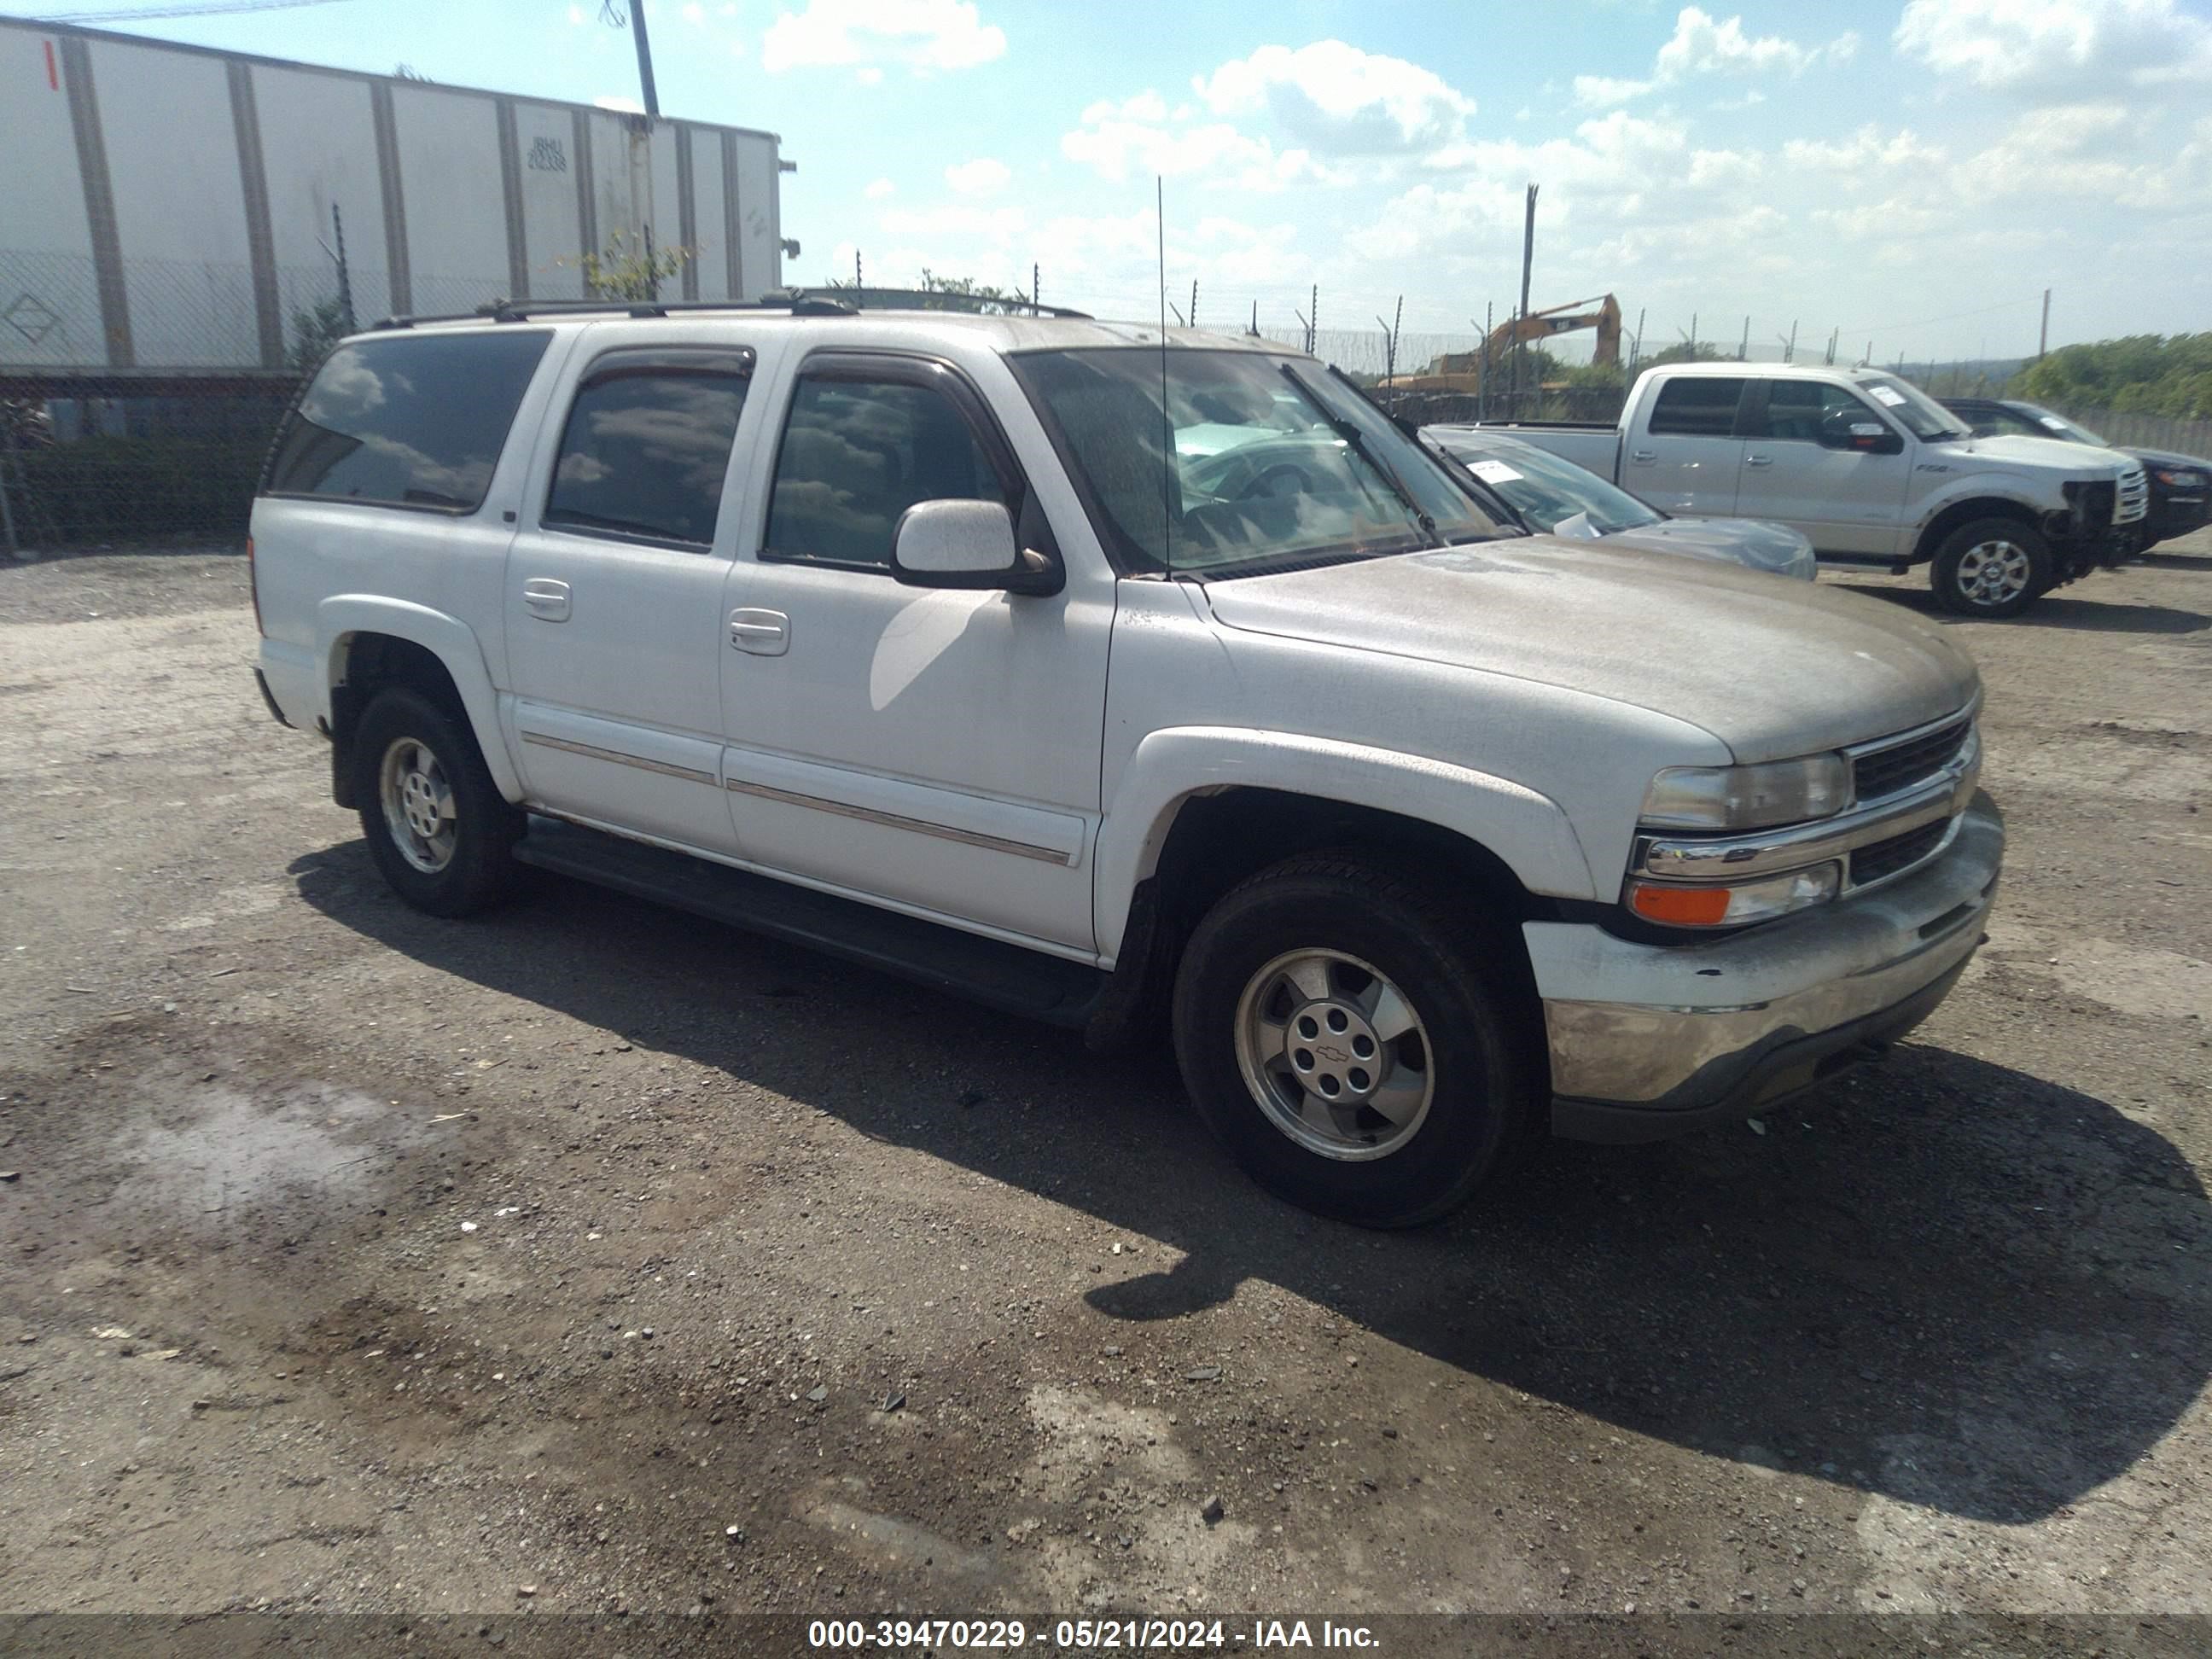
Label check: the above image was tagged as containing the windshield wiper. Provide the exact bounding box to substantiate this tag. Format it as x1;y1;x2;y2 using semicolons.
1279;363;1439;545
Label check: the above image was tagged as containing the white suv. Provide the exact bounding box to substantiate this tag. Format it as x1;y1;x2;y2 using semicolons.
253;297;2001;1226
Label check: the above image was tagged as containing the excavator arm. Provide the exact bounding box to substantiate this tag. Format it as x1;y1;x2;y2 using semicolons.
1396;293;1622;395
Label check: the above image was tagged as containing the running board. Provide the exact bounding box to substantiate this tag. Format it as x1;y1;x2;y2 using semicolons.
512;817;1108;1027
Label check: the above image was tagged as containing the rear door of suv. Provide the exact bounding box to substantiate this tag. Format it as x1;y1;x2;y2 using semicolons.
502;329;759;852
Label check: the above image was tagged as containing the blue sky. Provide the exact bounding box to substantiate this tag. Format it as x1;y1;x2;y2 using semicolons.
27;0;2212;363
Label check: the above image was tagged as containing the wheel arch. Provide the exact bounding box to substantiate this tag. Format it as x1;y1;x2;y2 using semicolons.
319;597;521;808
1911;494;2043;565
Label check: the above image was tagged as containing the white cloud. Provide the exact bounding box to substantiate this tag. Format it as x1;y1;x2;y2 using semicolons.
945;157;1011;196
1782;125;1947;173
1195;40;1474;153
566;3;585;22
1579;7;1857;107
864;177;896;200
681;2;706;22
1895;0;2212;90
1060;95;1332;194
1656;6;1818;77
878;203;1028;243
1572;74;1653;109
762;0;1005;75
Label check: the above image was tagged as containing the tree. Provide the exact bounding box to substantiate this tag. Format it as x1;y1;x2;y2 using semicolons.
287;296;353;373
1643;340;1728;369
911;269;1034;314
565;230;691;301
2011;333;2212;419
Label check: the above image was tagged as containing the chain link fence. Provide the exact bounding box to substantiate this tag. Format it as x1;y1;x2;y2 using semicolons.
1;249;504;556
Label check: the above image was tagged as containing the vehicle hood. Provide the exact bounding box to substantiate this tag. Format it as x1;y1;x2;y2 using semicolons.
1931;433;2134;479
1199;539;1978;761
2122;446;2210;474
1592;515;1817;580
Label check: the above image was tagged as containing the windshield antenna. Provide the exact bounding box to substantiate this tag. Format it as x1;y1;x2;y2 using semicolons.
1156;175;1173;573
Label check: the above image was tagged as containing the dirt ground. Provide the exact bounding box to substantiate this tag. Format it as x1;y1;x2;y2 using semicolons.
1;533;2208;1644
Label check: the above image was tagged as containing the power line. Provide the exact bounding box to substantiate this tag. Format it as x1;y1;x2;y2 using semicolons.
30;0;351;20
1833;294;2045;338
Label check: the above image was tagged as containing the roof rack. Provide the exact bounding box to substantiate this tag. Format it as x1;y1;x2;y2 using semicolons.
370;286;1091;330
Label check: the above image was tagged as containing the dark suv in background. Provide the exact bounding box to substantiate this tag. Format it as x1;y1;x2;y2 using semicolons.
1942;398;2210;551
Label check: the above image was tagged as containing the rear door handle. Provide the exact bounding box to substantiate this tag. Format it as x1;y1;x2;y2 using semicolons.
1745;453;1773;468
729;608;789;656
1629;449;1656;463
522;578;571;621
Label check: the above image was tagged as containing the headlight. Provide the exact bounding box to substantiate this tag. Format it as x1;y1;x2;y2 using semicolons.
1627;864;1842;928
1639;754;1852;830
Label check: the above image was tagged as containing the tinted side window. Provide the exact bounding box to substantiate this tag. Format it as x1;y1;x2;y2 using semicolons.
1754;379;1876;442
265;330;551;510
544;352;752;548
764;375;1006;568
1647;376;1747;439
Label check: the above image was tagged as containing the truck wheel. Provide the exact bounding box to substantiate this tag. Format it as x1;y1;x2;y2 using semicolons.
352;685;521;917
1930;519;2051;618
1171;854;1542;1228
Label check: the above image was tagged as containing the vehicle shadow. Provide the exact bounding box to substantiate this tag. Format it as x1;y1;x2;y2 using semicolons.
292;841;2211;1527
1832;579;2210;634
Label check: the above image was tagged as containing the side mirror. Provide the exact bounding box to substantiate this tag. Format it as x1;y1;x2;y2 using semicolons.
1819;410;1904;456
890;498;1063;596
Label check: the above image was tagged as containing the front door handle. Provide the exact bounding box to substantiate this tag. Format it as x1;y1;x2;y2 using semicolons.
1745;453;1773;468
729;608;789;656
1629;449;1656;463
522;578;571;621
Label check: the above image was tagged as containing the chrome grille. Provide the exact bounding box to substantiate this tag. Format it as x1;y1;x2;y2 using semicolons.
2116;465;2150;525
1852;717;1971;803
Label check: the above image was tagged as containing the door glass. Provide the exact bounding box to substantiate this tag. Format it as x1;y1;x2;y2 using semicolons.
764;375;1006;568
1755;380;1875;443
544;352;752;548
1647;377;1748;438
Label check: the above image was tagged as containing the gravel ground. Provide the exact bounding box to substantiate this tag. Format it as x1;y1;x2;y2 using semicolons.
0;535;2207;1642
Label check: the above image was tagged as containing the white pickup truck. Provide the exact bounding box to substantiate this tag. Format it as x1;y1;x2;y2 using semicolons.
252;300;2001;1227
1488;362;2148;616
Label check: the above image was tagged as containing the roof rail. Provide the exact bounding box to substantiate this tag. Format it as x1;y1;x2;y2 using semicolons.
369;286;1090;331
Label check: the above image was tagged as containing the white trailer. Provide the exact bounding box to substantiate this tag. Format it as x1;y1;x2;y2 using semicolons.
0;17;791;371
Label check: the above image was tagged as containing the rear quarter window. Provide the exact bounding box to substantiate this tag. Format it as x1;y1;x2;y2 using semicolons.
263;330;553;511
1647;376;1747;439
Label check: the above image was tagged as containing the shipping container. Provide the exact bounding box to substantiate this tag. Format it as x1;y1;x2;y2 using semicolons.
0;16;790;373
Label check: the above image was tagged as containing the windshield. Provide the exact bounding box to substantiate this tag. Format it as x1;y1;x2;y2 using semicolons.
1429;436;1661;535
2018;404;2109;446
1858;375;1968;439
1009;348;1502;575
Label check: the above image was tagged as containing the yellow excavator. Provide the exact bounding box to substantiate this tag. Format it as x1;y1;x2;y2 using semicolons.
1393;294;1623;395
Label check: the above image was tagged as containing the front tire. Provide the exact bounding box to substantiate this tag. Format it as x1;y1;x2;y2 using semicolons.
352;685;521;917
1930;519;2051;618
1171;854;1542;1228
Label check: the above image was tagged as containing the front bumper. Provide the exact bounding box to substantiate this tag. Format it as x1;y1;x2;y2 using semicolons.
1529;791;2003;1143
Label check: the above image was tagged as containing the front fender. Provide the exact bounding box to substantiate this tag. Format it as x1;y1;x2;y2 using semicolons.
1911;470;2065;531
1093;725;1598;960
317;595;523;801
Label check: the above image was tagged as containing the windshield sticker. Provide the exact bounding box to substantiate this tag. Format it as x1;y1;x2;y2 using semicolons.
1468;459;1523;484
1851;422;1884;437
1867;386;1907;407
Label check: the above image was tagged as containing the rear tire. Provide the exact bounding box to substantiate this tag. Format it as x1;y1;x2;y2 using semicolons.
1930;519;2051;618
1170;853;1543;1228
352;685;521;917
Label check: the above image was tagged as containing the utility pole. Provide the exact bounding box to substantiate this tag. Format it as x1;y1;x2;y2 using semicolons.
1515;183;1537;417
854;248;862;288
1632;306;1645;375
2038;288;2051;359
626;0;660;119
1688;312;1697;356
1033;261;1039;311
1308;283;1318;353
1785;320;1797;364
331;203;354;330
1190;279;1198;330
1739;316;1749;361
1481;300;1494;420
